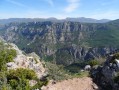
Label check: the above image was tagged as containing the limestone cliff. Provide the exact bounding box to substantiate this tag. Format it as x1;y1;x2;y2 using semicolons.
1;20;119;66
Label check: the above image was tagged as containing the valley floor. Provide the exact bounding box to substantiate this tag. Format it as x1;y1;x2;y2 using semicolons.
41;77;98;90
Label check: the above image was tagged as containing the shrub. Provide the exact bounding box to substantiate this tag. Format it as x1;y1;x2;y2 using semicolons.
6;49;17;58
6;68;37;90
7;68;37;80
0;49;17;71
9;79;18;88
88;60;99;67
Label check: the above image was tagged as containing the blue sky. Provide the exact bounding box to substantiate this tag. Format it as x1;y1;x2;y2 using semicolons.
0;0;119;19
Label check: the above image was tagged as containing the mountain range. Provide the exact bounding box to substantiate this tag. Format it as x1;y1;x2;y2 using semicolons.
0;18;119;66
0;17;110;24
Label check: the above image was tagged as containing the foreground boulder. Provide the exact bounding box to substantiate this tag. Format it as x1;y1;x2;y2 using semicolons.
91;53;119;90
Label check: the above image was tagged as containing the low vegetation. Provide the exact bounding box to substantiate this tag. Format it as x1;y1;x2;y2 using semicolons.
88;60;99;67
0;68;48;90
45;62;89;81
0;42;17;71
45;62;72;81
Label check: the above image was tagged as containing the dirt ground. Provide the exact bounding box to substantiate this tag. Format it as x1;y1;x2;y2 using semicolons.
41;77;99;90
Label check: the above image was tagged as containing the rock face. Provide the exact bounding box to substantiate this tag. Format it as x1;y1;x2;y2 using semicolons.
1;20;119;66
91;53;119;90
6;43;46;79
55;46;116;65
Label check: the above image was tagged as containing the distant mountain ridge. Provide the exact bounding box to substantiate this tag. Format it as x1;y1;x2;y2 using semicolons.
0;17;111;24
65;17;110;23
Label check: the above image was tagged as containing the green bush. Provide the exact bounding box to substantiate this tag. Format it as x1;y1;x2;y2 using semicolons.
7;68;37;80
9;79;18;88
0;49;17;71
6;68;37;90
88;60;99;67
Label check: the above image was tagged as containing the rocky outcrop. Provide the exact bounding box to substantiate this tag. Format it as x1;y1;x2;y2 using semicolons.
6;43;47;79
91;53;119;90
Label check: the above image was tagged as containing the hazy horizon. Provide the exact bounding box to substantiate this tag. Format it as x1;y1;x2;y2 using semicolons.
0;17;114;20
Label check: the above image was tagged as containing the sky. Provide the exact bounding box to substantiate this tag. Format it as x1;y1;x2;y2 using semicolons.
0;0;119;20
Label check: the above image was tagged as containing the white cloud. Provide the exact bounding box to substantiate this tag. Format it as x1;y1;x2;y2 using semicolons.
6;0;28;8
64;0;80;13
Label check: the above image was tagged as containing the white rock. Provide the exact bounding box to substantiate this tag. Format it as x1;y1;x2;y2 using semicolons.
84;65;91;71
115;59;119;67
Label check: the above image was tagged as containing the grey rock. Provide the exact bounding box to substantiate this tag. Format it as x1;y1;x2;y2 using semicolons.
91;54;119;90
